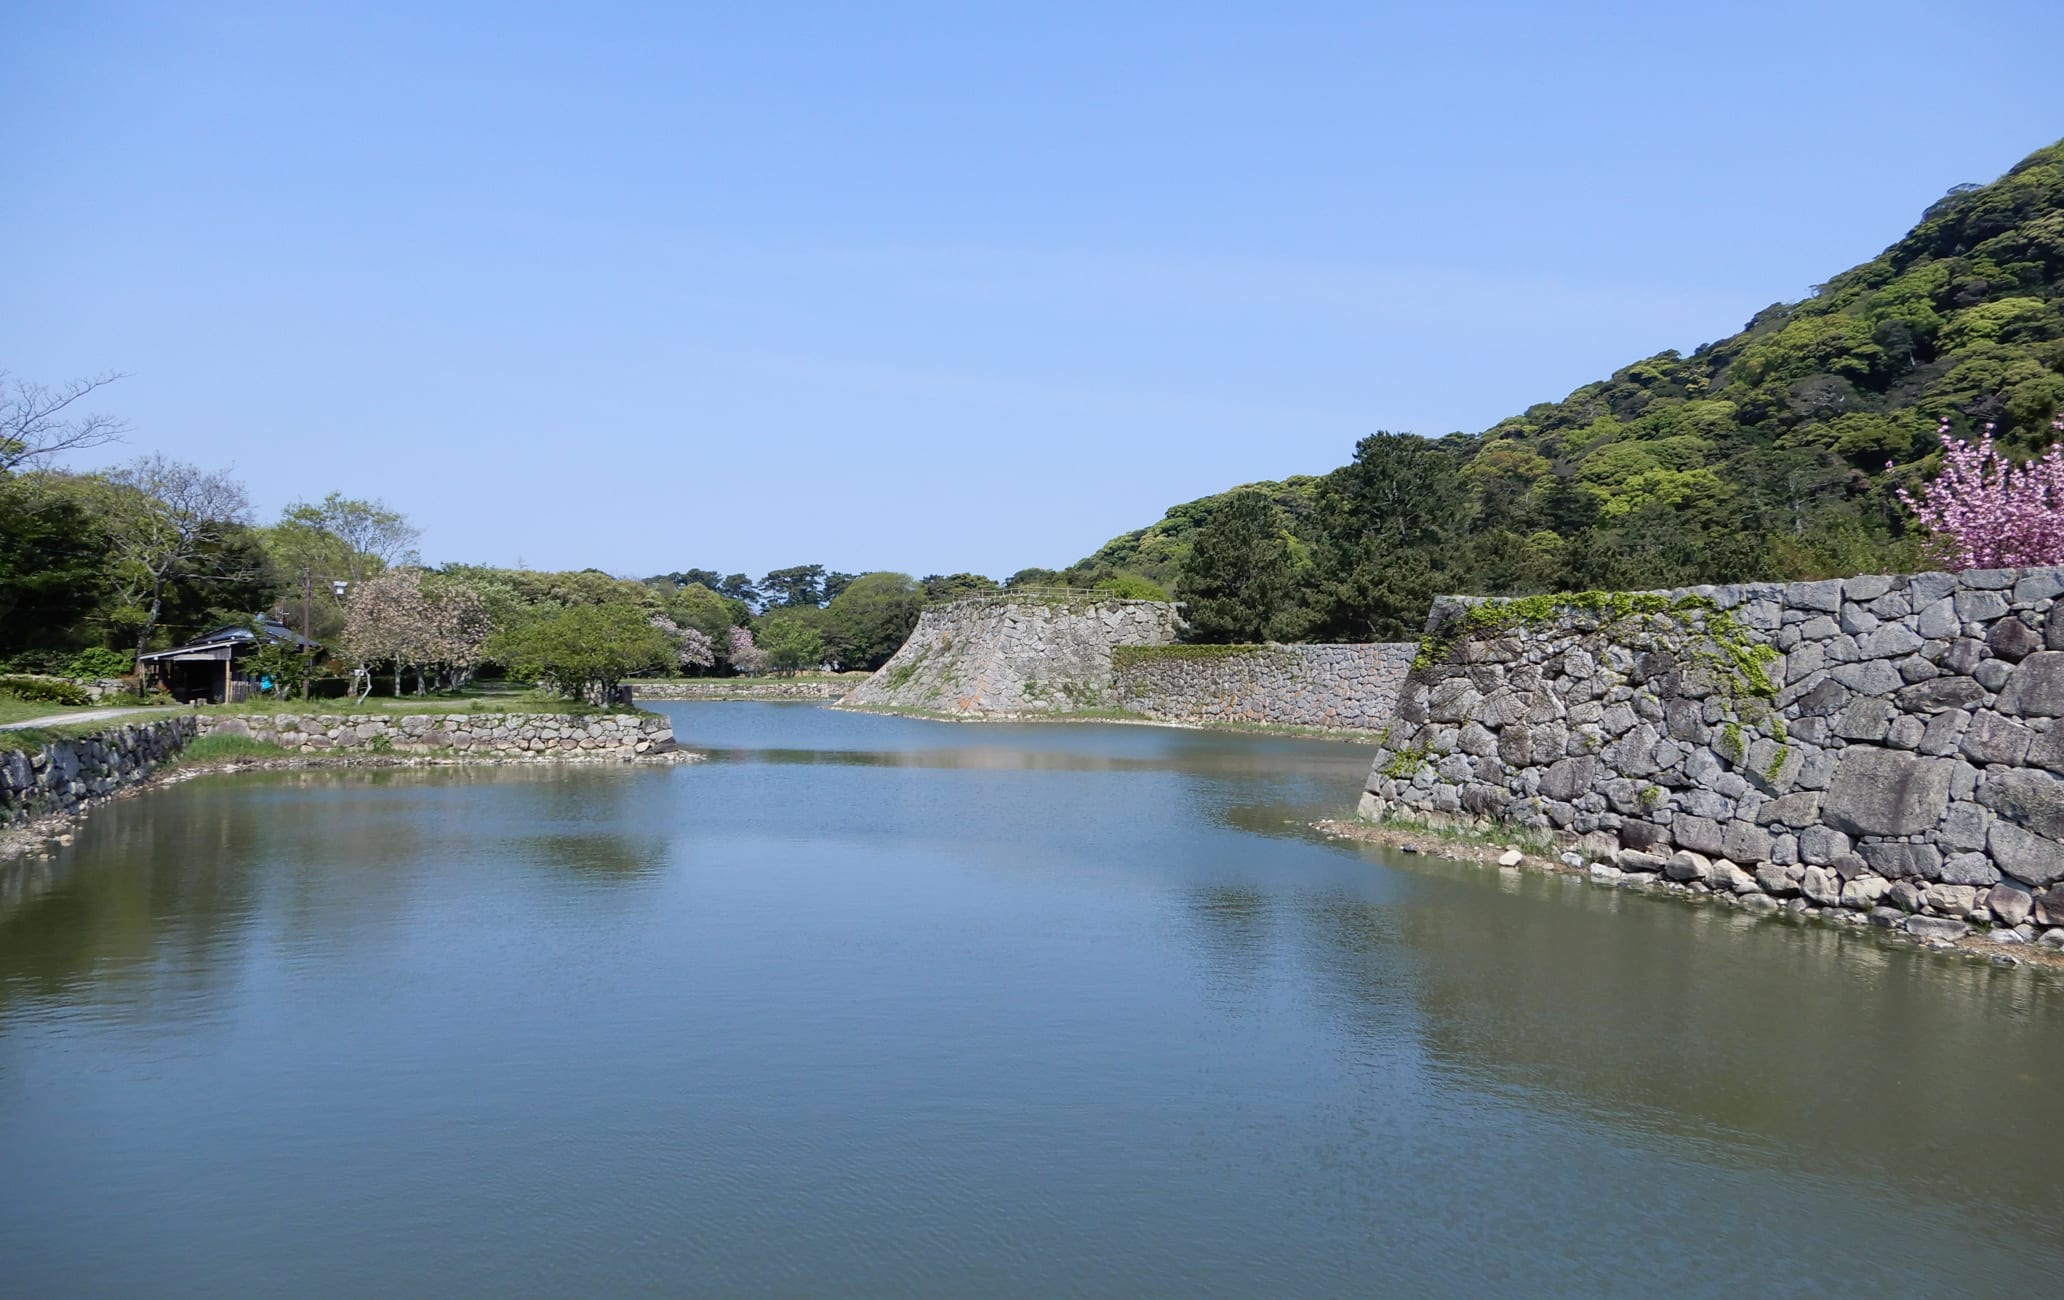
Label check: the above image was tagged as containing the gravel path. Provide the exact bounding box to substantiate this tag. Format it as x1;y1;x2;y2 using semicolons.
0;706;163;731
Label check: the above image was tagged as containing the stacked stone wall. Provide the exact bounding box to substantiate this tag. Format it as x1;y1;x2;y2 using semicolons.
632;681;856;701
198;711;676;759
845;597;1180;715
1113;643;1416;731
1;718;198;826
1361;566;2064;940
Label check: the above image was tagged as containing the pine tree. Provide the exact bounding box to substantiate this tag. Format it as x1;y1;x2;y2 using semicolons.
1176;491;1296;642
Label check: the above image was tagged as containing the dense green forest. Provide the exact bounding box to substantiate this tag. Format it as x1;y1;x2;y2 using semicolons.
1059;137;2064;640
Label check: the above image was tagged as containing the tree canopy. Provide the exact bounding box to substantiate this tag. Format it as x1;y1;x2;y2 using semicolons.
1076;137;2064;641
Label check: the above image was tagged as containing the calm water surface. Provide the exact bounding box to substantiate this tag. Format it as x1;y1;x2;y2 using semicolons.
2;703;2060;1297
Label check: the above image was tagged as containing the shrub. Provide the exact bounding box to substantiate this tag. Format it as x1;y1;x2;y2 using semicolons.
1092;572;1171;601
67;647;135;679
0;674;93;706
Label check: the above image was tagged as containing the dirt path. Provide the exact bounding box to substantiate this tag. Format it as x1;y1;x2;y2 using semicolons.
0;706;162;731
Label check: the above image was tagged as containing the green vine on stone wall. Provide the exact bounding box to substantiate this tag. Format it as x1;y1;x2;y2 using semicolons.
1415;591;1779;710
1397;589;1789;787
1379;743;1430;779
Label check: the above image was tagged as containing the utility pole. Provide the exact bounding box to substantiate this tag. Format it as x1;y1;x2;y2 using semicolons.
302;565;314;700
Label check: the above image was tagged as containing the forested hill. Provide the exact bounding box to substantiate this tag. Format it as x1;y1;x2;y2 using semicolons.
1065;137;2064;641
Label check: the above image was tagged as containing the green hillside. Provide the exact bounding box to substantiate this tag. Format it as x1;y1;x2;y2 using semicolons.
1065;138;2064;639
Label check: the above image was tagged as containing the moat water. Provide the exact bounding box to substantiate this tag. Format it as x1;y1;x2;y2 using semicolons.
3;703;2060;1296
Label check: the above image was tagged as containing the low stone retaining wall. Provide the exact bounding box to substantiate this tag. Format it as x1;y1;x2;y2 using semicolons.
846;596;1180;714
632;681;856;701
1;718;199;826
1112;643;1415;731
198;711;676;759
1361;566;2064;940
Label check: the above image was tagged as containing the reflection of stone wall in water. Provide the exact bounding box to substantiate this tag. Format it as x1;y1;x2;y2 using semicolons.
1361;566;2064;936
844;597;1181;714
1112;643;1417;731
1;718;198;826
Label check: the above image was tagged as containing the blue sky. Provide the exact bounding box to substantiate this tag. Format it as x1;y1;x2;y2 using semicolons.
5;1;2061;580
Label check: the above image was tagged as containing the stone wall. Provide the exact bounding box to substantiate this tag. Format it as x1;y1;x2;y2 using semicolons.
844;596;1180;715
1112;643;1416;731
632;680;857;701
198;711;677;759
1360;567;2064;938
1;717;198;826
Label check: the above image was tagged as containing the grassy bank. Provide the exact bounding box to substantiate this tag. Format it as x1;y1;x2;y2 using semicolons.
0;721;138;754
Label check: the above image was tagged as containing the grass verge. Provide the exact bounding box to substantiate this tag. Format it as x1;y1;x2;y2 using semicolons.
1355;810;1558;856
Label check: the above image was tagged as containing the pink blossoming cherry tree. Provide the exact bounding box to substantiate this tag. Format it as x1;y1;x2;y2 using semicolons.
1894;416;2064;569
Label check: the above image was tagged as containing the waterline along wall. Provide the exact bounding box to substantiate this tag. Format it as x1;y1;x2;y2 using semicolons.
1360;566;2064;935
1;717;198;826
1112;643;1416;731
844;596;1181;714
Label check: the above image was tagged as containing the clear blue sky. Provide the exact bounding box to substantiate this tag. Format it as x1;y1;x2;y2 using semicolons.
6;2;2061;581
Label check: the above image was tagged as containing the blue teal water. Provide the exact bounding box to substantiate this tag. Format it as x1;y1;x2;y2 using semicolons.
2;703;2059;1297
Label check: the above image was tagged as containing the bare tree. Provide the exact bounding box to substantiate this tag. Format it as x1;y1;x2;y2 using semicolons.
101;454;254;660
1;370;127;473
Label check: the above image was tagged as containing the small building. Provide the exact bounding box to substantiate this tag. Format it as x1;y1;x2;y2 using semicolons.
137;618;318;703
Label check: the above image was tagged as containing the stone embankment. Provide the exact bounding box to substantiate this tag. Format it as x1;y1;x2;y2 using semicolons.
632;680;856;701
1361;566;2064;944
198;711;678;759
845;596;1180;714
1;717;198;826
1113;643;1415;731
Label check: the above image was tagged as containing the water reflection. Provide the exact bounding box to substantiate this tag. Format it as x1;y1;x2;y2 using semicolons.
0;764;676;1016
1303;843;2064;1238
2;703;2061;1295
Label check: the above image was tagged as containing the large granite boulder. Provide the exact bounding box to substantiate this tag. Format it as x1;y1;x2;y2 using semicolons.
1821;747;1953;837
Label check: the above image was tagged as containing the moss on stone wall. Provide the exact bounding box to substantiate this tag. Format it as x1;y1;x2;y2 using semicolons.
1110;643;1287;669
1414;590;1779;709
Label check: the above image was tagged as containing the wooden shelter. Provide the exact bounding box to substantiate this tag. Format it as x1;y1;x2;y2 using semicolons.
137;618;318;703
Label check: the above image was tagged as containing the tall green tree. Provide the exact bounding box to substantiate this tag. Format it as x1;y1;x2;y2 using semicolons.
756;608;826;674
490;604;672;703
920;572;999;602
760;564;827;608
1315;432;1474;550
0;476;113;659
1175;490;1298;643
821;572;923;670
